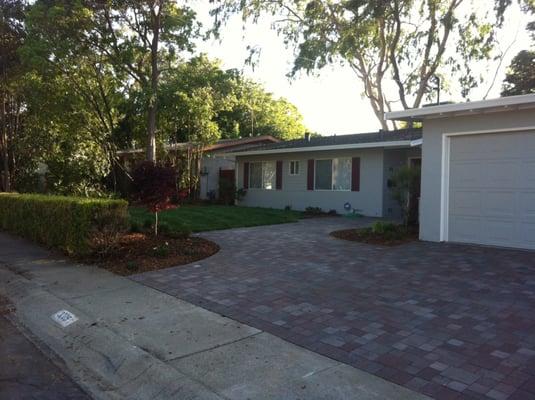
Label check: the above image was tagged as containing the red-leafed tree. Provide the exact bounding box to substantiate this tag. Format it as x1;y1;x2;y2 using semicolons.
132;161;177;235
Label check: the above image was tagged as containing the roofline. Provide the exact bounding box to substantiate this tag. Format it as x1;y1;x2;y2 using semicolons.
223;140;414;156
385;94;535;121
204;135;279;151
117;135;280;155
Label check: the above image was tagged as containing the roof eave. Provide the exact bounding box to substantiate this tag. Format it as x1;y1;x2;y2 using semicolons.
385;94;535;121
222;140;414;157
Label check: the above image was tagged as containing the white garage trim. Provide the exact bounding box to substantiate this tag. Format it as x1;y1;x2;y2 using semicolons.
439;125;535;243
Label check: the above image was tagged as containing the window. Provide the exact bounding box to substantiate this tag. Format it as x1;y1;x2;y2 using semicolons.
262;161;276;189
333;158;351;190
315;159;332;190
249;162;262;189
314;158;351;191
289;160;300;175
249;161;276;190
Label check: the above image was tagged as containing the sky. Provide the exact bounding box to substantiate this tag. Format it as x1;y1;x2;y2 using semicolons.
190;1;532;136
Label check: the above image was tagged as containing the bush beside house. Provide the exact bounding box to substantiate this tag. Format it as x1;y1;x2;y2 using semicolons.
0;193;128;255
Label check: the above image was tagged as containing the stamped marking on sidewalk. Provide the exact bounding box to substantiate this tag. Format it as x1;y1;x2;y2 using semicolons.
52;310;78;327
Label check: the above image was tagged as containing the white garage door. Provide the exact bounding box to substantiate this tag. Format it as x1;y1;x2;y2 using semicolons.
448;131;535;250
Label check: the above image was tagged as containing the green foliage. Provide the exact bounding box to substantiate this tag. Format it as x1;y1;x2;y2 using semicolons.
211;0;522;129
363;223;409;241
501;14;535;97
501;50;535;96
371;221;398;235
151;242;170;258
3;3;307;198
389;166;421;226
0;193;128;255
235;188;247;202
118;55;307;147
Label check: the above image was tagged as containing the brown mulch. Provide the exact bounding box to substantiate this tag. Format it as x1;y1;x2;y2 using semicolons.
330;228;418;246
80;233;219;276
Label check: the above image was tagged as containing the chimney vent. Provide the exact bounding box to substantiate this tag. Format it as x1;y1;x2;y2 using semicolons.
304;132;311;142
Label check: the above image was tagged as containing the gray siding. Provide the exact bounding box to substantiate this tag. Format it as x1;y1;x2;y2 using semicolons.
199;155;235;199
420;109;535;242
236;149;385;216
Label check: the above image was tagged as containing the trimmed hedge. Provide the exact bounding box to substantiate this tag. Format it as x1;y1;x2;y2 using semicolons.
0;193;129;255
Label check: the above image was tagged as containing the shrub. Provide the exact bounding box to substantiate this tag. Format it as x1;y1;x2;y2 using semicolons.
305;206;323;215
389;165;421;226
371;221;398;235
0;193;128;255
132;161;177;235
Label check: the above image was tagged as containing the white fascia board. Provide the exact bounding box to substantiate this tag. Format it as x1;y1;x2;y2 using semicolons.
410;138;423;147
384;93;535;121
223;140;413;157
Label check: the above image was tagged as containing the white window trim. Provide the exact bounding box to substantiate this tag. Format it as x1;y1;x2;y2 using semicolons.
248;161;276;190
289;160;300;175
313;158;351;192
439;125;535;242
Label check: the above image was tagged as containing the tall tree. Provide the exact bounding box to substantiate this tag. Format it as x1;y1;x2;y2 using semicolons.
211;0;526;130
0;0;25;192
114;55;307;149
501;6;535;96
91;1;199;162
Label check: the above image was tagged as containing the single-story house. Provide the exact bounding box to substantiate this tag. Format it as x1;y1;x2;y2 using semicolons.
227;93;535;251
385;93;535;250
226;129;423;218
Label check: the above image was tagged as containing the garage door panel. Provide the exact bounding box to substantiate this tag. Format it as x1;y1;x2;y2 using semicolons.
521;161;535;188
484;133;519;158
449;217;481;242
518;223;535;247
483;191;516;218
520;131;535;155
519;192;535;220
450;136;485;160
451;190;481;216
485;161;520;189
450;162;482;187
448;131;535;250
482;219;515;244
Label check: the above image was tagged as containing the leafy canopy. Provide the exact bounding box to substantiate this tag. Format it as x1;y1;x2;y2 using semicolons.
211;0;530;129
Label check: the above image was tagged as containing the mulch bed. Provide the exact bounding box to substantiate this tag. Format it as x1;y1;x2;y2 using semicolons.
330;227;418;246
80;233;219;276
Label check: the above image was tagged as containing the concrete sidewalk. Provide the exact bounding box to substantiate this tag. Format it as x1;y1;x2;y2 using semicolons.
0;232;429;400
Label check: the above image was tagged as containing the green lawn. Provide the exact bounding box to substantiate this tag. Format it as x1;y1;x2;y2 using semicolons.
129;205;302;233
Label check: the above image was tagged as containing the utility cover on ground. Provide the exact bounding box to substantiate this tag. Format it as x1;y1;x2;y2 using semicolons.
51;310;78;327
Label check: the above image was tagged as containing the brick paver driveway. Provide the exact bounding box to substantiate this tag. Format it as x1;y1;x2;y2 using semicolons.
133;217;535;400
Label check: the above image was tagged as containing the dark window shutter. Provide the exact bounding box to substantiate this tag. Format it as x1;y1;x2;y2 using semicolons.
276;161;283;190
243;162;249;189
307;159;315;190
351;157;360;191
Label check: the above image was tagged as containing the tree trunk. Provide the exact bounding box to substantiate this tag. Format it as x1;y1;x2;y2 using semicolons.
146;1;161;163
0;90;10;192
